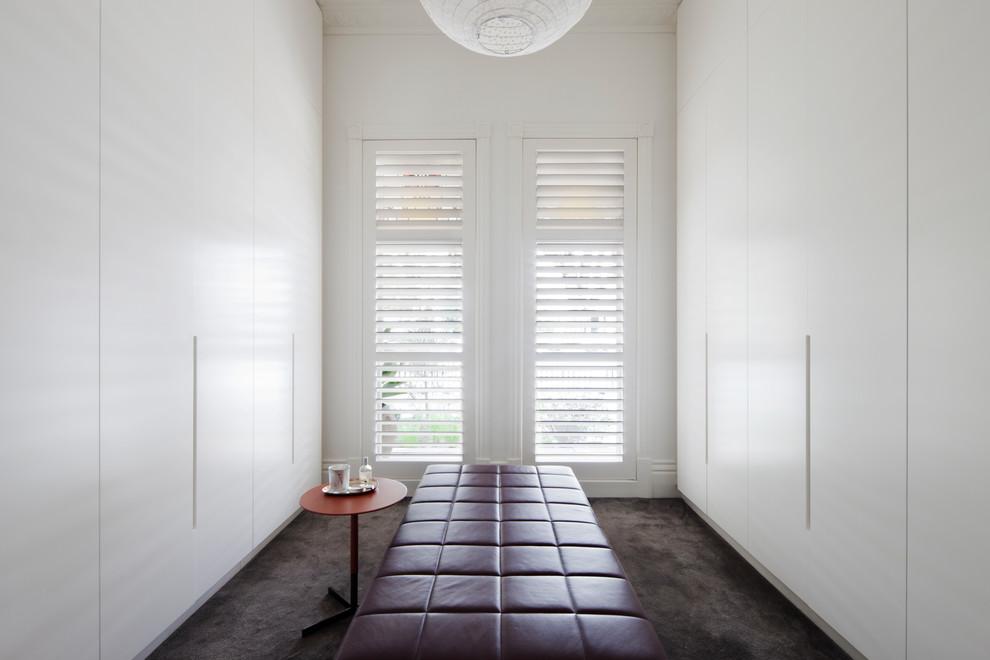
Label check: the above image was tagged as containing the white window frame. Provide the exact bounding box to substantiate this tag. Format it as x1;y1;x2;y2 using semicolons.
358;133;487;480
344;123;650;486
513;126;651;482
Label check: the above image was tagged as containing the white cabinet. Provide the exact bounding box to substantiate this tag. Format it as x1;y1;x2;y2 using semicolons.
806;3;907;659
704;38;749;545
0;3;101;658
679;0;990;657
675;89;708;511
0;2;321;657
745;0;810;600
190;0;255;598
252;0;324;546
287;0;325;503
99;2;198;657
675;5;748;523
907;1;990;657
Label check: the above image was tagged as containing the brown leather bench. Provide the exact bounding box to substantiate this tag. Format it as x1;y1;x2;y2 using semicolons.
335;464;668;660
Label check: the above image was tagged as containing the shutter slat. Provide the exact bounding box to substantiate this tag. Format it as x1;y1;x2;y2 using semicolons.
537;209;624;221
537;184;623;198
377;340;463;350
376;267;464;278
377;153;463;166
377;190;463;200
377;210;463;221
376;325;463;335
377;311;464;320
538;244;623;253
375;434;464;441
376;164;462;176
376;175;464;188
537;196;623;209
536;162;624;175
536;304;622;311
376;297;462;305
536;150;624;164
376;253;462;263
536;269;624;279
536;173;624;187
537;349;623;354
378;198;464;210
376;221;464;230
536;261;623;270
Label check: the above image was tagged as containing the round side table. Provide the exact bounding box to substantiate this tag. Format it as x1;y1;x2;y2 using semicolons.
298;477;407;635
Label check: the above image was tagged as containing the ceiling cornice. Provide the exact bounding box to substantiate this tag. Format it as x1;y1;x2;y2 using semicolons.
315;0;682;36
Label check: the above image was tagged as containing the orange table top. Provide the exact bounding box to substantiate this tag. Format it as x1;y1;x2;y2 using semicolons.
299;477;407;517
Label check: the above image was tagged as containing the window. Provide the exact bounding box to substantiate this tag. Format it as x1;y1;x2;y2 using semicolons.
523;139;638;479
357;130;643;483
363;140;477;473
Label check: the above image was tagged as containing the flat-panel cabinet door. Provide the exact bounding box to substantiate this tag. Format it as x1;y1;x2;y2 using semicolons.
806;3;907;659
284;0;324;504
0;3;101;657
190;0;255;599
705;38;749;545
285;117;324;502
252;0;321;545
676;89;709;510
907;1;990;657
252;120;298;544
746;0;810;599
252;329;297;544
99;2;197;658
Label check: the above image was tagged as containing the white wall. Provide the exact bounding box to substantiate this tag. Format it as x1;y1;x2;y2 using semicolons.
323;30;677;495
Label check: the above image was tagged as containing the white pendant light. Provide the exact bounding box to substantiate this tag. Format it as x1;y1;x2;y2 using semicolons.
420;0;593;57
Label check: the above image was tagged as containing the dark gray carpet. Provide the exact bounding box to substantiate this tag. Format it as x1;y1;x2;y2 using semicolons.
148;498;849;660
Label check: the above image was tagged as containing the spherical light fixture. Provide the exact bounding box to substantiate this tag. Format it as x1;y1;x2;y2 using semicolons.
420;1;593;57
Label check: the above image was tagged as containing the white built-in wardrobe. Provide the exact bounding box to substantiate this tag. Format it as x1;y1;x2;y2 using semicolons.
0;2;323;659
676;1;990;659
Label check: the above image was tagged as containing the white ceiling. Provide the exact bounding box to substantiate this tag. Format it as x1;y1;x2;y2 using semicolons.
315;0;683;34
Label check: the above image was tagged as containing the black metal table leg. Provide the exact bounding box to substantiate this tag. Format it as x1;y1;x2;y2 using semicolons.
302;515;360;636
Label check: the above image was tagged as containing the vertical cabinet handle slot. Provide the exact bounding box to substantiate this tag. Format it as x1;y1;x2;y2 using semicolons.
705;332;710;465
192;335;198;530
291;332;296;465
805;334;811;531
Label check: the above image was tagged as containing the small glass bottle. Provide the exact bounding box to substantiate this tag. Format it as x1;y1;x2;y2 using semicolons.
359;456;373;485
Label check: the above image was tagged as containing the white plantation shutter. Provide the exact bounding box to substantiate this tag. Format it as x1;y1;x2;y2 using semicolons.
524;139;637;476
364;140;476;467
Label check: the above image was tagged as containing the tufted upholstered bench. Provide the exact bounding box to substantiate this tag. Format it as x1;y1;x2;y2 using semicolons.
334;464;668;660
